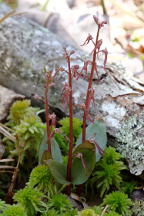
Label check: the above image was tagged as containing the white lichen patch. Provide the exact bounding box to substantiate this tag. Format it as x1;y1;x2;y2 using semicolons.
73;91;81;104
5;57;12;68
101;101;126;119
104;116;120;129
116;113;144;175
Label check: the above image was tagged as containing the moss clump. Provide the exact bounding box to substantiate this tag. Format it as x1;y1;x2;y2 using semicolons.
13;186;45;216
90;147;126;197
28;165;53;188
103;191;132;215
2;204;26;216
78;209;96;216
47;193;72;213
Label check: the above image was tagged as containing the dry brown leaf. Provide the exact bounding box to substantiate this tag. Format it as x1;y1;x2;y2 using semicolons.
0;158;14;163
0;124;16;142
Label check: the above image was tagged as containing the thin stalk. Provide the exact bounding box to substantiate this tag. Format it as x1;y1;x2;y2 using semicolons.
6;156;20;204
45;78;51;154
82;27;100;143
66;53;73;194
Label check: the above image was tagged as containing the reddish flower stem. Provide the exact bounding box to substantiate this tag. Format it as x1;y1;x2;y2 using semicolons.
82;27;100;143
45;75;51;154
65;50;73;194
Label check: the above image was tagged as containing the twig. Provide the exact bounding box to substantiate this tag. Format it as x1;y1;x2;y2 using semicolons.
0;158;14;163
101;205;109;216
6;157;20;203
0;165;15;169
0;124;16;142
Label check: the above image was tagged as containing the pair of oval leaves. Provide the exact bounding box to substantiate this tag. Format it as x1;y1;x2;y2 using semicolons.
39;120;107;185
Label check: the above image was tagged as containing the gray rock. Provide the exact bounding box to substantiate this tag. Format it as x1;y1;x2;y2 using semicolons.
0;85;24;121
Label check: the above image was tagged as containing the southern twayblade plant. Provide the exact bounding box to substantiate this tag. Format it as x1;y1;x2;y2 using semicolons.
43;69;60;156
63;48;74;193
81;16;108;143
39;16;108;194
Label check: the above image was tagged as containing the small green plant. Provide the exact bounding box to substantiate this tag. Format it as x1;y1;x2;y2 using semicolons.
0;199;7;214
54;117;83;155
121;181;136;195
60;210;78;216
91;206;102;215
3;100;46;201
42;208;77;216
90;147;127;197
78;209;96;216
42;209;58;216
15;114;45;153
7;100;35;126
28;164;53;188
47;193;73;213
13;186;46;216
28;165;59;198
59;117;82;141
104;211;121;216
54;132;69;155
4;100;45;161
103;191;132;215
2;204;27;216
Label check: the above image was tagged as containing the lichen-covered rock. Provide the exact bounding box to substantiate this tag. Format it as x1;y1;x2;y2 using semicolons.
131;200;144;216
116;112;144;175
0;3;84;98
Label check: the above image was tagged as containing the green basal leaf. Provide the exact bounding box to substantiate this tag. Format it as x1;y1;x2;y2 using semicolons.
38;131;62;163
47;160;70;185
42;150;52;162
38;130;48;164
73;141;95;153
76;120;107;162
51;138;62;163
72;142;96;185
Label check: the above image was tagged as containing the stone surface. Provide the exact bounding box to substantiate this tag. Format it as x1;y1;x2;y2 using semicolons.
0;85;24;121
0;4;144;175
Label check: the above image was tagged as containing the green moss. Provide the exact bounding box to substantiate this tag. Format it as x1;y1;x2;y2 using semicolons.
78;209;96;216
103;191;132;215
54;117;82;155
4;100;45;163
0;199;7;214
13;186;45;216
90;147;126;197
2;204;26;216
47;193;72;213
42;209;58;216
104;211;121;216
28;165;53;188
59;117;82;140
14;114;45;152
7;100;32;125
28;165;59;198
